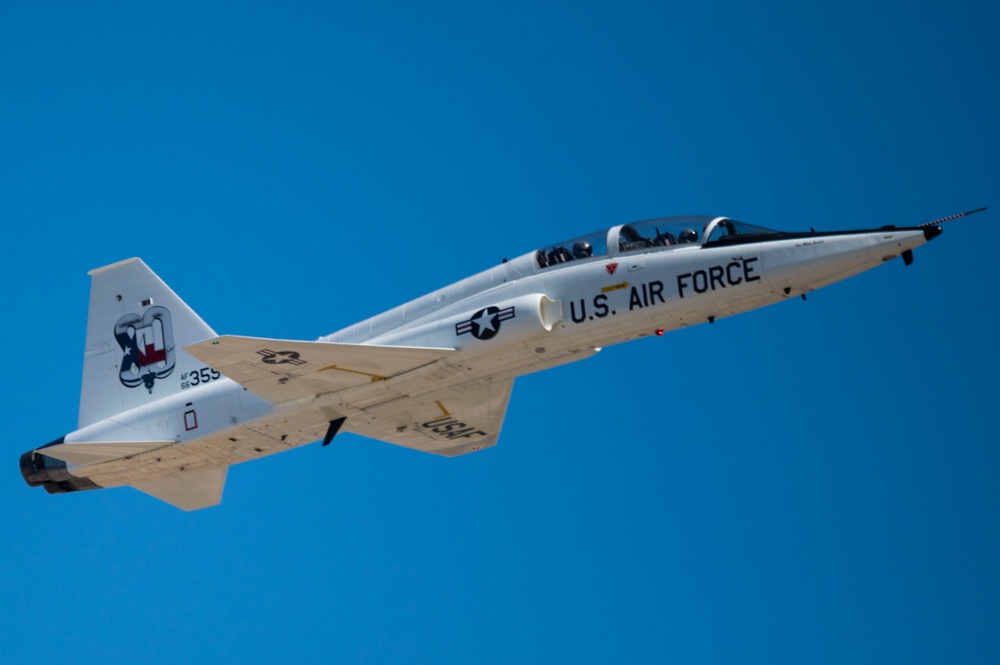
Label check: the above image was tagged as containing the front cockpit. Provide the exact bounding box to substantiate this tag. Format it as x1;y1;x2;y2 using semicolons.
534;216;780;270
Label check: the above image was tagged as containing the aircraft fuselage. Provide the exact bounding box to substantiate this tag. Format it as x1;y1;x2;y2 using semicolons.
20;215;949;509
330;222;934;368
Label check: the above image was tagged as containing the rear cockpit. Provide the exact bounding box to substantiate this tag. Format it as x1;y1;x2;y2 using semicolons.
535;216;780;270
535;229;609;268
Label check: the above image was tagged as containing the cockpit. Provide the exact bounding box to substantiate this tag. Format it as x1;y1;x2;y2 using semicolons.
535;216;779;270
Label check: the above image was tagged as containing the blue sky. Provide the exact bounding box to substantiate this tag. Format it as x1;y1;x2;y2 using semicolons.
2;1;998;662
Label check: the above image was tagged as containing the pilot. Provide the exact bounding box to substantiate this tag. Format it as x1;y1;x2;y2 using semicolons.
573;240;593;259
678;229;699;243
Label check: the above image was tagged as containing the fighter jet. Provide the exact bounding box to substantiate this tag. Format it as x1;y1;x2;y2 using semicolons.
20;209;984;510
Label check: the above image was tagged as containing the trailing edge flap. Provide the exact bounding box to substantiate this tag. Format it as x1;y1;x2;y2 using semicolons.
132;467;228;511
37;441;174;466
184;335;454;404
346;377;515;457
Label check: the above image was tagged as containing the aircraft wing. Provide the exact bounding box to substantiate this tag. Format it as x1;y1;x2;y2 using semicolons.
186;335;512;456
185;335;454;404
344;377;515;457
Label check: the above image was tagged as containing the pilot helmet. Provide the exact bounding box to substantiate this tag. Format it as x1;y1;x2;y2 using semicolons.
678;228;699;243
573;240;593;259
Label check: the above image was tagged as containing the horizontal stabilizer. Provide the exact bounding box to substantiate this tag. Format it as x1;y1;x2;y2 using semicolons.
37;441;173;466
132;467;228;511
185;335;454;403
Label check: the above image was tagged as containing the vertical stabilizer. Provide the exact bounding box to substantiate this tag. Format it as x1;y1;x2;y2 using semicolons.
79;259;216;428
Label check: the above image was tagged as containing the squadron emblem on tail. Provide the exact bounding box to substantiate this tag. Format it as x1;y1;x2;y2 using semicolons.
115;306;175;393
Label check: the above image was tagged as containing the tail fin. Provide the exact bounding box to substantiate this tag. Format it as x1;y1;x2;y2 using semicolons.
79;258;216;428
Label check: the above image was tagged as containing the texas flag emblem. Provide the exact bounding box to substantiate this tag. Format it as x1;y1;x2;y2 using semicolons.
115;306;176;394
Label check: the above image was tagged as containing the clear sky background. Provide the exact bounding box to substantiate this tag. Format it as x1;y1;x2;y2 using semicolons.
2;1;998;663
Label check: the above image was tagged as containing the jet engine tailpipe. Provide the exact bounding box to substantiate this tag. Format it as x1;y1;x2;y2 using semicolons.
20;440;100;495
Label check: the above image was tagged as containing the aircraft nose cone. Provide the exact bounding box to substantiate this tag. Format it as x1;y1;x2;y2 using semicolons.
923;225;943;241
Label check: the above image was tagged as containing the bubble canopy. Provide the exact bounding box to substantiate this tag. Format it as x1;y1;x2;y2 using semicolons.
534;216;779;270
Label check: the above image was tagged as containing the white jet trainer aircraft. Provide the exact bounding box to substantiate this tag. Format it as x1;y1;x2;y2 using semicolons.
21;210;983;510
